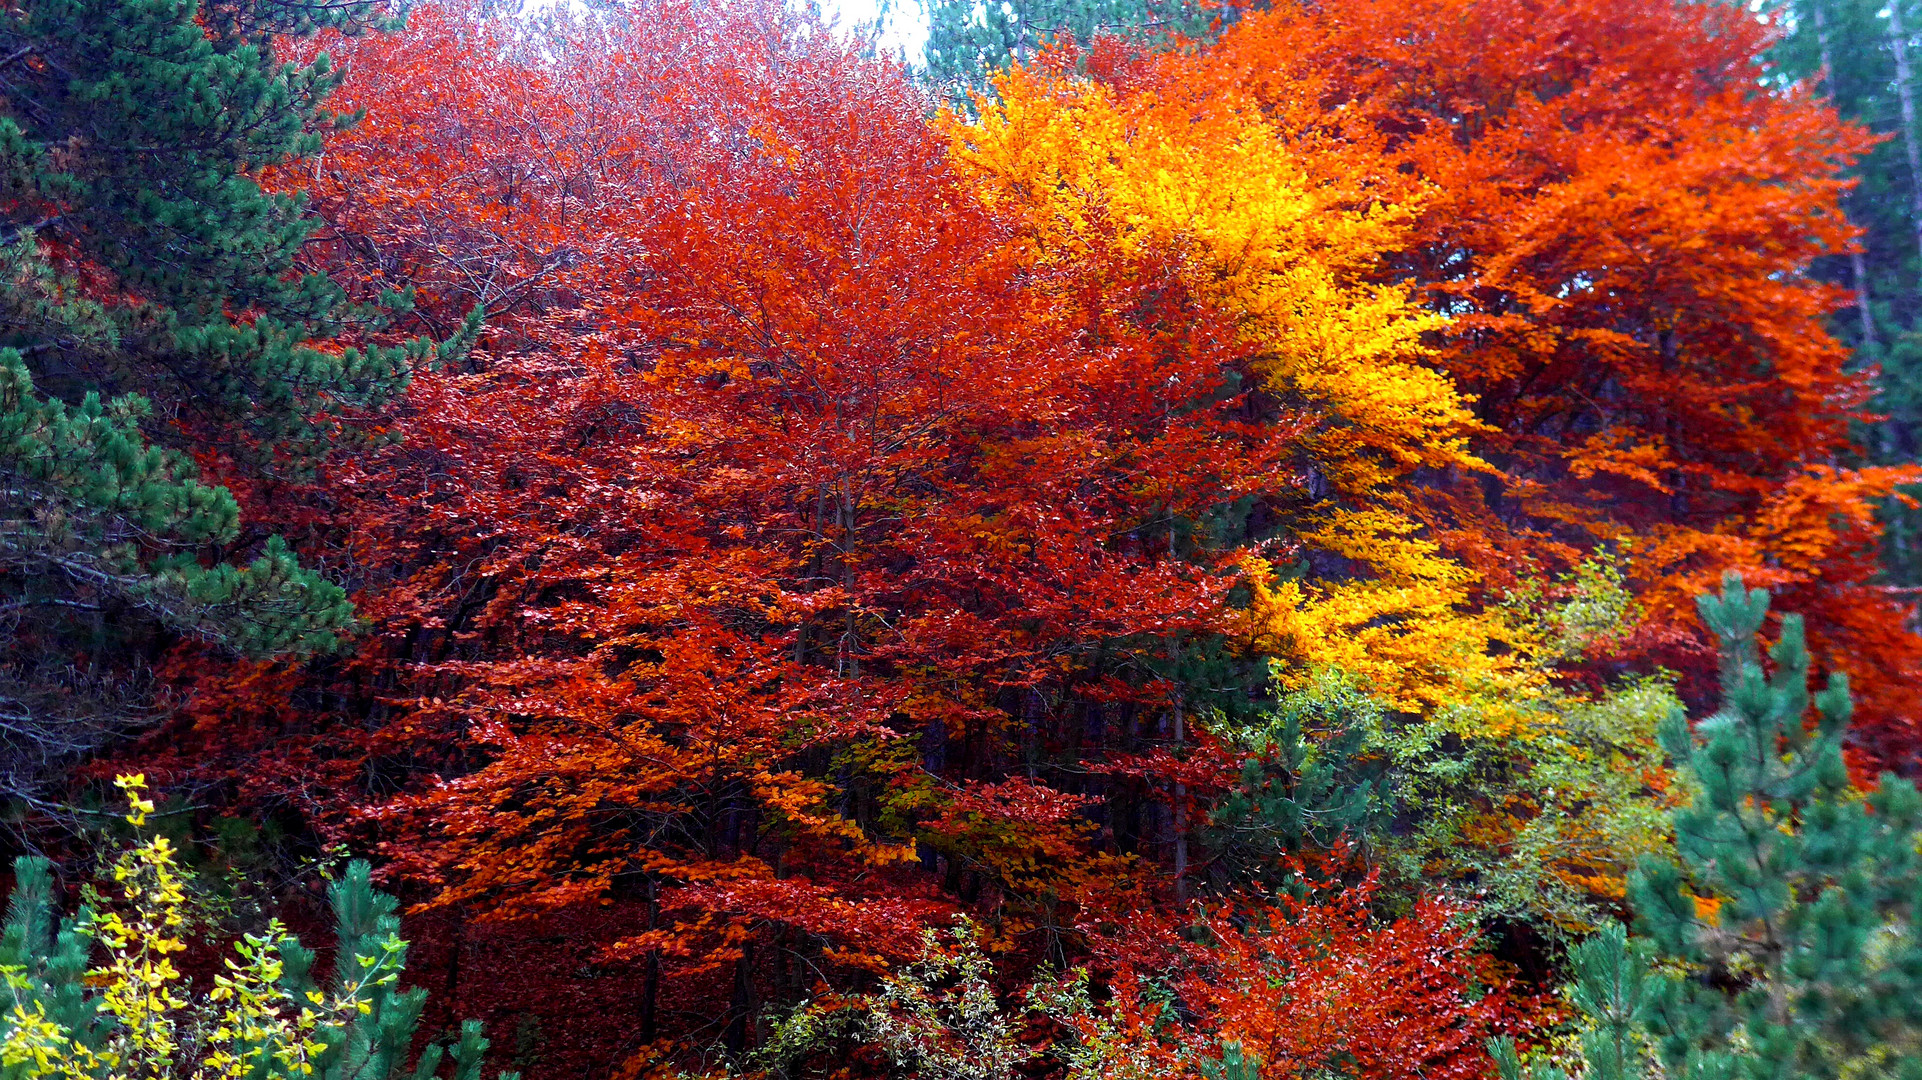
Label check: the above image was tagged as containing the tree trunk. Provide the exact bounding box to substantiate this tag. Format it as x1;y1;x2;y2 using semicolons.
641;878;660;1044
1888;0;1922;291
1172;704;1188;904
725;941;755;1054
1812;0;1879;350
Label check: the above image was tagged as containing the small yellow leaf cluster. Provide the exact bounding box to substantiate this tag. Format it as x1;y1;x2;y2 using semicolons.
91;777;194;1077
1;998;105;1080
5;777;378;1080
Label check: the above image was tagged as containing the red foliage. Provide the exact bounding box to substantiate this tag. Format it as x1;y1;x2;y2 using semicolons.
1068;874;1528;1080
1157;0;1922;767
1186;896;1514;1080
140;1;1311;1061
111;0;1922;1069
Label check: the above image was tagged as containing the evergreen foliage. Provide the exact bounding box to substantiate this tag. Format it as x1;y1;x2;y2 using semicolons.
1773;0;1922;583
0;779;512;1080
920;0;1212;99
1212;650;1678;932
1207;677;1395;880
0;0;480;809
1493;573;1922;1080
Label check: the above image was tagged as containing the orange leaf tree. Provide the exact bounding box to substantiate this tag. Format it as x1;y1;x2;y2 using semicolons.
1148;0;1922;768
122;0;1915;1068
144;0;1526;1063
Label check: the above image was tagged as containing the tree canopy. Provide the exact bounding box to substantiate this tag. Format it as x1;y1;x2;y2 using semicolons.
2;0;1918;1077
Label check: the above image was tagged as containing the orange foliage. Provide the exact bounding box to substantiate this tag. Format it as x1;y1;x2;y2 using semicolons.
116;0;1922;1068
1063;869;1528;1080
1141;0;1922;765
1177;893;1518;1080
189;0;1346;1049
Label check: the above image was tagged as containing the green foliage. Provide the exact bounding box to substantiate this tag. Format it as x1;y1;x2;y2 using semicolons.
1768;0;1922;583
0;0;420;456
1770;0;1919;347
750;924;1174;1080
0;855;102;1078
1195;1043;1260;1080
1404;556;1677;931
1489;924;1659;1080
865;923;1024;1080
1503;549;1642;663
1024;971;1170;1080
920;0;1215;100
0;0;482;809
0;779;514;1080
1221;657;1676;934
1875;329;1922;580
0;347;355;653
746;922;1025;1080
1494;573;1922;1080
1469;680;1678;933
1206;670;1397;880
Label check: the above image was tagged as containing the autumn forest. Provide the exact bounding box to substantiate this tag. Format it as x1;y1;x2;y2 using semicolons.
3;0;1922;1076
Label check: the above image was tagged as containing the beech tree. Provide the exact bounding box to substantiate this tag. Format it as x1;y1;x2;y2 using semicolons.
86;0;1922;1070
1149;0;1922;770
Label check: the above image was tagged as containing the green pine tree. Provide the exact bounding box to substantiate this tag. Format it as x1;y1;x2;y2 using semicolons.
1770;0;1922;584
0;0;481;810
1492;572;1922;1080
1205;676;1396;884
0;851;513;1080
919;0;1216;101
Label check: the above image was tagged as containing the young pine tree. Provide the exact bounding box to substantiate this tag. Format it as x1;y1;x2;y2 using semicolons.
0;777;512;1080
1493;573;1922;1080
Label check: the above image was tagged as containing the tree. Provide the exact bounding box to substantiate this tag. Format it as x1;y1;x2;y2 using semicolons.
0;0;475;814
125;0;1563;1063
1493;574;1922;1080
0;776;514;1080
1133;0;1922;770
920;0;1211;100
345;0;1412;966
1769;0;1922;592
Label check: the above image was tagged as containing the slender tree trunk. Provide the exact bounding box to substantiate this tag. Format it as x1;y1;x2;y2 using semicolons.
443;907;466;1026
1888;0;1922;291
1853;250;1881;353
641;877;660;1044
1813;0;1880;350
1172;704;1188;904
725;941;756;1054
1881;0;1921;582
837;475;859;678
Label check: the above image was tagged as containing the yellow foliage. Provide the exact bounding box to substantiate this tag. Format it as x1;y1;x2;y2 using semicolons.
0;777;370;1080
950;67;1536;724
948;68;1481;483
